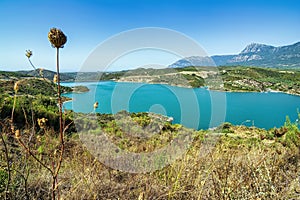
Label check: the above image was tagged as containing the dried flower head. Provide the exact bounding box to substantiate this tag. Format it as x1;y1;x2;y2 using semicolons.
48;28;67;48
53;74;58;83
36;135;42;142
11;125;15;133
14;81;19;92
39;68;44;77
93;101;99;109
37;118;48;129
138;192;145;200
15;129;20;139
25;50;32;58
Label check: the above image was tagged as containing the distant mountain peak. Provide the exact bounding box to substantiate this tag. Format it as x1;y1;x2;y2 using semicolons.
240;43;274;54
168;41;300;69
168;56;215;68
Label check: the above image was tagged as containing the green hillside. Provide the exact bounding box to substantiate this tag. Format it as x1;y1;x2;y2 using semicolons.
95;66;300;95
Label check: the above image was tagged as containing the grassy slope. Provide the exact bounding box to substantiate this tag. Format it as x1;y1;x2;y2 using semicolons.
219;66;300;94
0;77;72;96
0;111;299;199
0;78;75;131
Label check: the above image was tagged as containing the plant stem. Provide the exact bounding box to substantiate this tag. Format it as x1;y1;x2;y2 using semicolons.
28;58;37;71
56;48;64;148
17;138;53;174
53;47;65;200
1;131;11;200
11;93;17;126
27;57;56;93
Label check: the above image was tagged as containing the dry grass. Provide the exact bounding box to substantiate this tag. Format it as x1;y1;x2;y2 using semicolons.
1;121;299;200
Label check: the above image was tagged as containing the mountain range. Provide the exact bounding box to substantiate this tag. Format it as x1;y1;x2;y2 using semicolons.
169;42;300;68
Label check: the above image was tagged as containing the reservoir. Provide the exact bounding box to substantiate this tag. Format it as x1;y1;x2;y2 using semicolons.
62;81;300;130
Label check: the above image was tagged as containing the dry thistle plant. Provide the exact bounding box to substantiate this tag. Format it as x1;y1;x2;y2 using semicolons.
48;28;67;48
25;50;37;71
13;81;19;92
9;28;68;200
10;81;21;134
39;68;44;78
14;129;20;139
37;118;48;129
47;27;67;200
93;101;99;112
25;49;32;59
53;74;58;84
25;50;47;81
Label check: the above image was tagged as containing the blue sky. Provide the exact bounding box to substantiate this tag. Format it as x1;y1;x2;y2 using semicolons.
0;0;299;71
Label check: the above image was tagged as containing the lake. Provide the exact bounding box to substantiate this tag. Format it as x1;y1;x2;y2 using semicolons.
62;81;300;130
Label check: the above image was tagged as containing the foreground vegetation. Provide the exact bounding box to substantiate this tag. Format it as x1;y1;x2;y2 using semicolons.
0;78;299;199
0;110;299;199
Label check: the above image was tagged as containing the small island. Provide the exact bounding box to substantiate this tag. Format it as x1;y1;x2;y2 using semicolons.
70;85;90;93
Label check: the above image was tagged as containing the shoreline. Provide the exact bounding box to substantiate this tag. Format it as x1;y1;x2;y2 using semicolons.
115;80;300;97
62;99;73;104
62;79;300;97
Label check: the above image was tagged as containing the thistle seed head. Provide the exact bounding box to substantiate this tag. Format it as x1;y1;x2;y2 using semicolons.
37;118;48;129
48;28;67;48
94;102;99;109
15;129;20;139
53;74;58;83
14;81;19;92
11;125;15;133
39;68;44;77
25;50;32;58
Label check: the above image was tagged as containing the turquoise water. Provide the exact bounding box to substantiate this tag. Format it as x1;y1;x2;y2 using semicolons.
62;81;300;130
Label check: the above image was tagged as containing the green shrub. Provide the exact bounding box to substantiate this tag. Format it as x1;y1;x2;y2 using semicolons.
0;169;8;193
280;116;300;147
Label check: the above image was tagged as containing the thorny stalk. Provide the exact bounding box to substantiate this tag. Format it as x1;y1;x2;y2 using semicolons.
0;122;11;200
